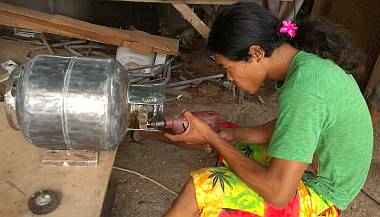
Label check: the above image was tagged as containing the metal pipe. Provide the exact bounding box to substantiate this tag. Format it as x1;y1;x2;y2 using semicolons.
171;84;191;90
126;64;163;73
129;65;165;83
166;74;224;88
149;63;171;86
89;51;112;58
134;57;175;85
143;57;175;86
69;44;115;50
40;34;54;54
64;45;83;56
50;40;87;48
29;40;87;51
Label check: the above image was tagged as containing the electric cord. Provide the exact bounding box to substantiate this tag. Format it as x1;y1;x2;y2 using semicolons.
113;166;380;206
361;189;380;206
112;166;179;197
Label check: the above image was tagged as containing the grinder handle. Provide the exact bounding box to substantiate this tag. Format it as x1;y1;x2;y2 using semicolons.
165;111;220;134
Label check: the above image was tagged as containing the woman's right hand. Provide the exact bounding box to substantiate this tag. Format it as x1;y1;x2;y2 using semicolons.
202;128;237;157
218;128;238;144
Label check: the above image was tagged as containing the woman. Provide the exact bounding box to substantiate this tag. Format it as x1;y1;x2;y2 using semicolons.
162;2;373;217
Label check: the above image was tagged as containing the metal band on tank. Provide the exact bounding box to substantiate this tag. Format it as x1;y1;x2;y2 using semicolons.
106;61;112;148
61;57;75;149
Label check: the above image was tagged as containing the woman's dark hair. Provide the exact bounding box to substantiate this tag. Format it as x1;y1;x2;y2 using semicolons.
207;2;361;74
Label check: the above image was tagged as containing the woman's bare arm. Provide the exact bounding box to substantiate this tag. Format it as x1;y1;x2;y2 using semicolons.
220;119;276;144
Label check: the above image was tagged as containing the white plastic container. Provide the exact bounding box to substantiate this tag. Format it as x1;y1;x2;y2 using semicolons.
116;47;155;73
154;53;167;65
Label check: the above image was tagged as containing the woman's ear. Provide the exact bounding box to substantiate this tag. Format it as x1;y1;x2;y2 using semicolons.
248;45;265;62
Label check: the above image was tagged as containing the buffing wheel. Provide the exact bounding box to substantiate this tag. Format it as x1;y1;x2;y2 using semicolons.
28;190;61;215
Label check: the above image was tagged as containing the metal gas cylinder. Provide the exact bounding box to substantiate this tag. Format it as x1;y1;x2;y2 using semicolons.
5;55;129;150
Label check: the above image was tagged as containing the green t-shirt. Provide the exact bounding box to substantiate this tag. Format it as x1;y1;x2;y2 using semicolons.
268;51;373;210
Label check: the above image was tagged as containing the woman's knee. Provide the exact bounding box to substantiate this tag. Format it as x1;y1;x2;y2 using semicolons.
181;178;197;202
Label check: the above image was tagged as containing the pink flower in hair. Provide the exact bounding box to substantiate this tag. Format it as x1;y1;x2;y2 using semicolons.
280;20;298;39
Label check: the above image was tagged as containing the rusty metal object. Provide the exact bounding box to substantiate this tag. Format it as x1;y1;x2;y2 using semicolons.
28;190;61;215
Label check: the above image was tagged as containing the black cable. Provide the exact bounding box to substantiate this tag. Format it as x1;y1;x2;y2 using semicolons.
361;189;380;206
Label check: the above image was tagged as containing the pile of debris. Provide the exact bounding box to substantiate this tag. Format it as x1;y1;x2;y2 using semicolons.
0;31;228;103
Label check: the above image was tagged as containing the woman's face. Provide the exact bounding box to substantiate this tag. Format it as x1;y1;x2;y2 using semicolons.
215;53;266;95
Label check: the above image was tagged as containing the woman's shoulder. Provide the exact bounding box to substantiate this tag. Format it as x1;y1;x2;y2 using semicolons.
281;51;349;97
289;51;347;85
293;51;341;72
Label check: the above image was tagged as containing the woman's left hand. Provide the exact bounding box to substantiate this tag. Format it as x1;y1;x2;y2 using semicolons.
164;111;218;147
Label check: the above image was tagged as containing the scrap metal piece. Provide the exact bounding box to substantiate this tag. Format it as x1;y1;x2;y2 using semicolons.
89;50;111;58
13;28;39;38
223;80;245;103
1;60;18;72
258;95;265;104
28;190;61;215
238;87;245;104
1;60;18;74
29;40;87;52
64;45;83;56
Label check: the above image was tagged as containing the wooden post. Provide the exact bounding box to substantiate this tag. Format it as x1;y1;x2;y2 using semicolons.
172;3;210;39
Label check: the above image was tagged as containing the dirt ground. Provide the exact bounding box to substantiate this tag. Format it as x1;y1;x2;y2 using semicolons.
0;38;378;217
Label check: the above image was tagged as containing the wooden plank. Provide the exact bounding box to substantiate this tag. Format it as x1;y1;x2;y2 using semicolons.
172;3;210;39
112;0;255;5
0;102;118;217
0;3;179;55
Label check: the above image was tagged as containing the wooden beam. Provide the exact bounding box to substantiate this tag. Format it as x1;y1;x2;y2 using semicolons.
0;3;179;55
112;0;255;5
172;3;210;39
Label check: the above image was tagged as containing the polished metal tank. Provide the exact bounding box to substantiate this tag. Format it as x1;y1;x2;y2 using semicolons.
5;55;129;150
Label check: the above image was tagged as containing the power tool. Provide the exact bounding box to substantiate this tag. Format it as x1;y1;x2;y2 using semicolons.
151;111;221;134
